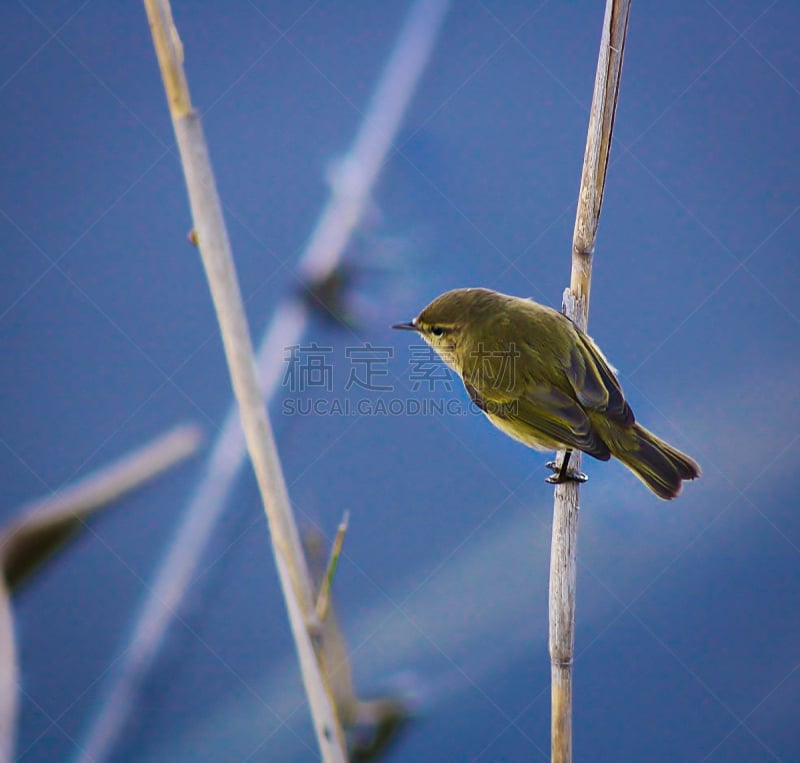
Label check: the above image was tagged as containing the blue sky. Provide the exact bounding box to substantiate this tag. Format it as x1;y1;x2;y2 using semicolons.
2;1;799;762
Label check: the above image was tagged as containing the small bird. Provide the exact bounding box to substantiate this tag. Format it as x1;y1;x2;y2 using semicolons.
393;288;700;500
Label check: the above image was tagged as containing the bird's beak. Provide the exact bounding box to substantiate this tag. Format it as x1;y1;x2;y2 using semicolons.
391;321;417;331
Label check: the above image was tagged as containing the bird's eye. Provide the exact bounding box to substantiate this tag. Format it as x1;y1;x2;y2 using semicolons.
430;326;445;337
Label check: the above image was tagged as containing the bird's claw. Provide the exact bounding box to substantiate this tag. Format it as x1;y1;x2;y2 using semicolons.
545;456;588;484
545;470;588;485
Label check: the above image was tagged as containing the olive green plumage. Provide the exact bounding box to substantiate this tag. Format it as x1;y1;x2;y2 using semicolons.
394;287;700;500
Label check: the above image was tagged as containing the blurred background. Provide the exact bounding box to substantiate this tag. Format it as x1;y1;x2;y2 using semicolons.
2;1;799;761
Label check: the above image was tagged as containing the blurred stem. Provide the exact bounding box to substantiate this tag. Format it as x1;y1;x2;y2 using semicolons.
0;578;14;763
1;423;202;591
0;423;201;763
549;1;631;762
316;511;350;623
142;1;348;760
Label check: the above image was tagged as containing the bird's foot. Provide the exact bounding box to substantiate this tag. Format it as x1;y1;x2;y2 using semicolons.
545;469;588;485
545;454;588;484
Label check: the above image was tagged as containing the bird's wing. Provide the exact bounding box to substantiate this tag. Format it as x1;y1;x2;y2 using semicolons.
464;378;612;460
563;328;634;426
457;306;623;458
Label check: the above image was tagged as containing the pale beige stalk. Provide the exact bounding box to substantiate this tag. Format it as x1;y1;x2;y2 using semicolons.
549;1;632;761
140;1;348;760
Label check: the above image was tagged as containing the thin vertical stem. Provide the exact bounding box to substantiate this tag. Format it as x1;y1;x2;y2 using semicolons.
0;578;14;763
549;2;632;761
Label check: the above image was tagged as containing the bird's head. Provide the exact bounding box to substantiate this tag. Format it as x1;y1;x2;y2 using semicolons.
392;288;503;370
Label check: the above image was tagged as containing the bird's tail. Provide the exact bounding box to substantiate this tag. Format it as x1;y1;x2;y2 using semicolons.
614;423;701;500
